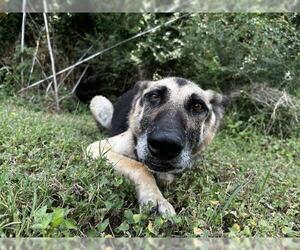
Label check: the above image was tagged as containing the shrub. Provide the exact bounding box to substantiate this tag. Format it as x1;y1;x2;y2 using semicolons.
0;13;299;136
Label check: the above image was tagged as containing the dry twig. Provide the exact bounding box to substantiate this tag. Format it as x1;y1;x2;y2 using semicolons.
56;65;89;103
43;4;59;110
27;27;45;86
21;0;27;85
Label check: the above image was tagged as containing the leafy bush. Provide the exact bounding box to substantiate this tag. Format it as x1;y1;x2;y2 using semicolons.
0;13;299;136
178;14;300;93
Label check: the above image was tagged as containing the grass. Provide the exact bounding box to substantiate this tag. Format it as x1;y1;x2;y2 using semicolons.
0;96;299;237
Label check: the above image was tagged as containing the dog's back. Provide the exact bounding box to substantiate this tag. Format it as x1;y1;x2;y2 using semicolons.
90;87;138;136
110;88;139;136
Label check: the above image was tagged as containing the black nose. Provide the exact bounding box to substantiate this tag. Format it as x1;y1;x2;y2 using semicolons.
147;131;184;160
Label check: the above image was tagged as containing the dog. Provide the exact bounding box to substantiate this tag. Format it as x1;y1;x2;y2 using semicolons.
86;77;229;216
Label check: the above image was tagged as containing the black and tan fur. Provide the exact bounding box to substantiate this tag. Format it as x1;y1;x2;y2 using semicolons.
87;77;228;215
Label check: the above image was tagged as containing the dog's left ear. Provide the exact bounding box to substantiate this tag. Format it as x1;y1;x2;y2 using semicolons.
206;90;230;115
132;80;152;94
130;80;153;107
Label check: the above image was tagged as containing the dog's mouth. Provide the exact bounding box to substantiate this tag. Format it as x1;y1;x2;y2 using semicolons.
144;158;179;173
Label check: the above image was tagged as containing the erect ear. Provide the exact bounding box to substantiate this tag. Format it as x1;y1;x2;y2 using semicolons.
129;80;153;108
206;89;230;116
132;80;152;94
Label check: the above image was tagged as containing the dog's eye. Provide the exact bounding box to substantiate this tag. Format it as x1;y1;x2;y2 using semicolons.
192;103;204;113
149;93;161;103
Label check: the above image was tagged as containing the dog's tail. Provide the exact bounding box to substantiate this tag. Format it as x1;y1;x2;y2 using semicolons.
90;95;114;130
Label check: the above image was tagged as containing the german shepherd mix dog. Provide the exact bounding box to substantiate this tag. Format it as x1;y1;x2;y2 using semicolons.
87;77;229;216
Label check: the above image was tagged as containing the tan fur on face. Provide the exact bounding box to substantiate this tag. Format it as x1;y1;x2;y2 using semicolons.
128;77;225;158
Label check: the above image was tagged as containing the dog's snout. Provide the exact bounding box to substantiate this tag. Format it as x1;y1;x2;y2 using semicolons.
147;131;184;160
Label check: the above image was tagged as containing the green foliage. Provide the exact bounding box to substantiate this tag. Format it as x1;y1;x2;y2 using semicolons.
226;91;300;138
0;13;299;238
2;13;299;93
0;97;299;237
179;14;300;92
32;206;77;237
1;13;299;136
0;13;22;56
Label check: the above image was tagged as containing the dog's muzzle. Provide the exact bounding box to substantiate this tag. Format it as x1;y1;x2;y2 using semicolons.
136;110;191;173
147;110;186;161
136;129;191;173
147;130;184;160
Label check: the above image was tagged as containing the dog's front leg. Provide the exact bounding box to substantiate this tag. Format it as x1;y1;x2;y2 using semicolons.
86;132;176;216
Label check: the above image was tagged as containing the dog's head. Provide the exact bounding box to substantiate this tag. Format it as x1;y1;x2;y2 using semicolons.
128;77;229;173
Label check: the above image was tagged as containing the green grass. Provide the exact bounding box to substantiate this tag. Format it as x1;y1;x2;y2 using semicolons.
0;97;299;237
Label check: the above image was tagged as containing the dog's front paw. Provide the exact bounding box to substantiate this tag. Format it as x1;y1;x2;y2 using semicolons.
139;192;176;216
86;141;101;159
156;198;176;216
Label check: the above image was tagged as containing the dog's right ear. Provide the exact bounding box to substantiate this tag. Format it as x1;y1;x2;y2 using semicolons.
206;89;230;119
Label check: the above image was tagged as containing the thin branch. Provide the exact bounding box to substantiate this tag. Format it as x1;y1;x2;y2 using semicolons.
20;13;190;92
46;80;53;93
57;44;94;90
43;11;59;110
52;65;89;104
35;57;52;87
71;65;89;94
27;27;45;86
21;0;27;85
27;14;52;87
